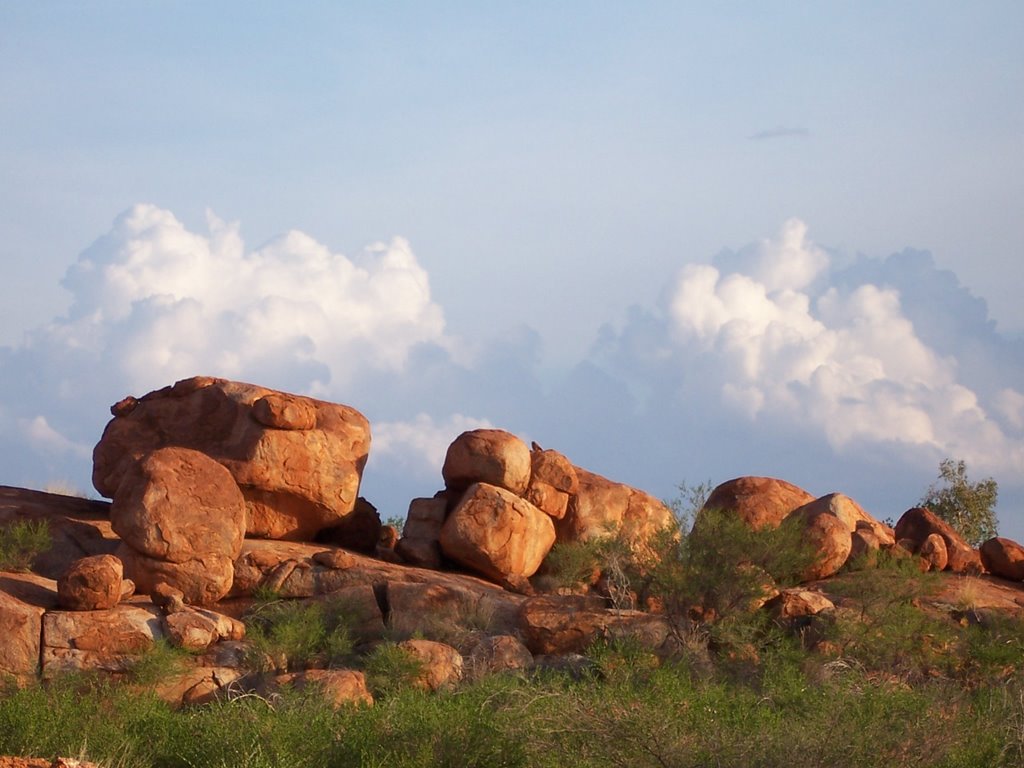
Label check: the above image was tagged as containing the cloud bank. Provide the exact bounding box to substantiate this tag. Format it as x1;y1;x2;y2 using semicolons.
1;207;1022;535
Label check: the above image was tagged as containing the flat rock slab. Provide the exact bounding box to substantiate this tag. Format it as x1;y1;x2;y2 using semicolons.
42;602;164;676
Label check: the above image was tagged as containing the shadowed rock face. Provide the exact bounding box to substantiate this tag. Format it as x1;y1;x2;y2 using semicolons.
980;537;1024;581
92;376;371;541
895;507;982;574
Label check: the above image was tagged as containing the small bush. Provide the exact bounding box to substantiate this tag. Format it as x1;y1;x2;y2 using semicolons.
126;638;193;686
0;519;51;571
244;596;355;672
363;642;424;698
651;506;816;622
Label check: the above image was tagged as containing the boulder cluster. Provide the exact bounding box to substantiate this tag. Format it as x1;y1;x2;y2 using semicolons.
92;377;373;602
698;476;994;580
396;429;673;589
2;375;1024;710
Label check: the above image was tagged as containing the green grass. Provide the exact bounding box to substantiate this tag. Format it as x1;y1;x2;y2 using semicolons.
1;652;1021;768
0;519;51;571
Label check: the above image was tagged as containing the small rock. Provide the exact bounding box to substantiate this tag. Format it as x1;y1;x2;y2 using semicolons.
57;555;124;611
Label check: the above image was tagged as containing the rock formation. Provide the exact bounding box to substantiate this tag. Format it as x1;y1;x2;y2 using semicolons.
894;507;983;574
400;428;676;586
5;375;1024;722
93;376;372;541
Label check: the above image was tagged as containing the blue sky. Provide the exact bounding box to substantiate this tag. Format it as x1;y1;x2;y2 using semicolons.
2;3;1023;538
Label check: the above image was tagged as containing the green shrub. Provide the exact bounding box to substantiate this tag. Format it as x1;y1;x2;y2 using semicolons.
0;519;51;571
126;638;194;686
244;596;355;672
651;505;816;622
363;642;424;699
825;551;955;680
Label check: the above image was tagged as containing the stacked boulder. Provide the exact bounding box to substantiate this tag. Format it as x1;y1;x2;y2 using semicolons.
894;506;982;574
92;376;373;603
396;429;674;589
110;446;247;604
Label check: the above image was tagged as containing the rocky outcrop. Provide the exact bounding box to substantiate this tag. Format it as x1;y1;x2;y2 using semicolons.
518;595;671;656
92;376;371;541
700;476;815;530
41;603;164;677
894;507;982;574
397;430;673;588
0;572;54;684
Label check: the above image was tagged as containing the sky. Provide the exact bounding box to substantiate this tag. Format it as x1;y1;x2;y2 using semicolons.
2;2;1023;539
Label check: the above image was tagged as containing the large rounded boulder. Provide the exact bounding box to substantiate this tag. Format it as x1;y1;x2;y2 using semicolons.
110;447;246;563
93;376;371;541
442;429;532;497
699;476;815;531
439;482;556;583
110;446;246;604
980;537;1024;581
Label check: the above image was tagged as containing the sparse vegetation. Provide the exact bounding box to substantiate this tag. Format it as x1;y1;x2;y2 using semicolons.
0;519;51;571
363;642;425;699
243;596;356;672
2;644;1023;767
920;458;999;546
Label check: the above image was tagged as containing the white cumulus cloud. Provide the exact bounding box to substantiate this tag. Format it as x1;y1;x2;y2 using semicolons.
613;219;1024;480
372;413;495;480
57;203;450;394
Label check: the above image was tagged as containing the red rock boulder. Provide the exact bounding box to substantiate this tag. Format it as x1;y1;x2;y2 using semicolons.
442;429;531;497
439;483;556;584
700;476;815;530
557;468;675;550
796;510;852;581
397;639;464;691
395;496;447;569
57;554;124;611
919;533;949;572
894;507;982;574
93;376;371;541
794;493;894;546
111;447;246;563
980;537;1024;581
110;447;245;604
